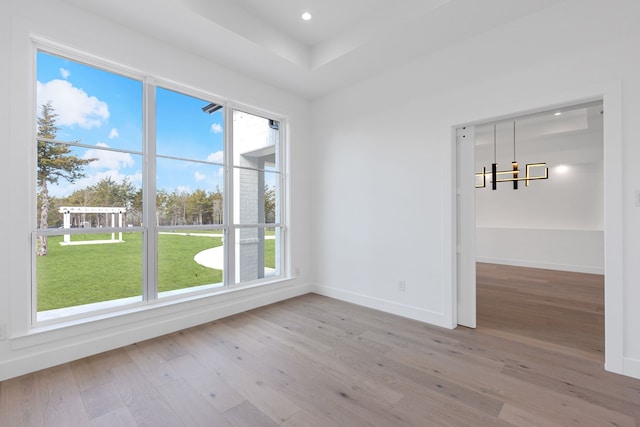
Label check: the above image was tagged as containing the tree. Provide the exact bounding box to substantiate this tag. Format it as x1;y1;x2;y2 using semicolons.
131;188;143;226
156;189;170;226
63;177;139;227
163;190;189;226
211;186;223;224
186;189;211;225
264;184;277;223
37;102;94;256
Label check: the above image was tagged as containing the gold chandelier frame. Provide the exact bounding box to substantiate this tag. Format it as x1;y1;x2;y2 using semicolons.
475;121;548;190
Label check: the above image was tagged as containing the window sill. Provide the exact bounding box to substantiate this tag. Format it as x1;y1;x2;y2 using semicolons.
15;275;292;349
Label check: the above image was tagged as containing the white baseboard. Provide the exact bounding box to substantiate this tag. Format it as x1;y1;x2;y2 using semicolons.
476;257;604;275
311;284;450;329
623;357;640;380
0;282;314;382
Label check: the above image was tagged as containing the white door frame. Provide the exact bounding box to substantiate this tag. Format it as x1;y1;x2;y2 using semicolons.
454;81;624;375
455;126;476;328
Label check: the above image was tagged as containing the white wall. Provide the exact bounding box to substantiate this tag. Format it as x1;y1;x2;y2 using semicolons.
475;110;604;273
311;0;640;379
0;0;313;380
0;0;12;376
476;228;603;274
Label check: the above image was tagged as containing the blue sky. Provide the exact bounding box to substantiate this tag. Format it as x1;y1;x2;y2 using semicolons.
37;51;225;198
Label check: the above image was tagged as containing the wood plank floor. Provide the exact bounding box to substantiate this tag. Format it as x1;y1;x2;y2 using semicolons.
476;262;605;362
1;264;639;426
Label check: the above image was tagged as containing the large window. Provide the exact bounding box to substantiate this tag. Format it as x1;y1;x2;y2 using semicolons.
231;110;282;283
34;48;286;323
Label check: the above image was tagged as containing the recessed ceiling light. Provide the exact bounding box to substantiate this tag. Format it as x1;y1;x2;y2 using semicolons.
554;112;562;116
301;11;312;21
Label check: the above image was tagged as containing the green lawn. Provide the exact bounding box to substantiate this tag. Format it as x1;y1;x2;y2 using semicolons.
37;232;276;311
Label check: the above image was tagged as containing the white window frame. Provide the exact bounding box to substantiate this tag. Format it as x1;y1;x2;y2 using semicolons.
31;41;289;326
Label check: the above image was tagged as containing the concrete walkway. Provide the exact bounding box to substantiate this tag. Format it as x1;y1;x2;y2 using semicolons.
182;231;276;273
193;246;225;270
193;239;276;276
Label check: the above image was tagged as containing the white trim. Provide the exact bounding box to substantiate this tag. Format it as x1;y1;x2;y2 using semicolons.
28;41;291;326
225;103;235;285
0;281;313;382
227;101;286;126
602;81;625;375
143;78;157;302
455;125;476;328
623;357;640;380
280;117;289;278
37;137;143;156
312;285;451;329
31;36;148;83
452;80;625;376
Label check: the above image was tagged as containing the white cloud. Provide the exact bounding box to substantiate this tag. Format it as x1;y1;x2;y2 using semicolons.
37;79;109;129
109;128;119;139
207;150;224;164
84;142;135;170
210;123;223;134
194;171;205;182
60;68;70;79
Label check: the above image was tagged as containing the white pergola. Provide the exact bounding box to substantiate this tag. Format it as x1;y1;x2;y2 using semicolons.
58;206;126;245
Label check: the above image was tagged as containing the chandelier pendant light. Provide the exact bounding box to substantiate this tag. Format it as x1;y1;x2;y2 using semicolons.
475;121;548;190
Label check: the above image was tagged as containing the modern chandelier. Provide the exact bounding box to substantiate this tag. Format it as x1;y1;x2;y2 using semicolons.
476;121;548;190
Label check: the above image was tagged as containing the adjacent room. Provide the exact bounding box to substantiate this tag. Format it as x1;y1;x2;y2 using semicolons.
474;103;605;359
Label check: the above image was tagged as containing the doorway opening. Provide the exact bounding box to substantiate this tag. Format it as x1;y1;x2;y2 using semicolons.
475;102;604;358
454;88;630;370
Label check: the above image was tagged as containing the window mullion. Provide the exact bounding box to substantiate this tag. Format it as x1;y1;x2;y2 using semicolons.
279;119;287;278
225;105;235;286
143;80;158;301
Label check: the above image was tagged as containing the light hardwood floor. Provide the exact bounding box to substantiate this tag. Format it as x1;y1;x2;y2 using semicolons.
476;262;605;362
1;264;639;426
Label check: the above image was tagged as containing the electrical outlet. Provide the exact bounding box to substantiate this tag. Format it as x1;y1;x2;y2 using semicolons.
398;280;406;292
295;267;300;277
0;324;7;341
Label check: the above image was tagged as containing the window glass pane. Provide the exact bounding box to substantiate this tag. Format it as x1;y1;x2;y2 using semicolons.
265;226;282;278
232;110;280;171
158;230;224;296
36;51;144;319
156;157;224;226
37;146;143;229
36;51;142;152
156;87;224;161
234;226;281;284
36;52;142;227
36;232;143;313
233;169;280;224
34;48;289;322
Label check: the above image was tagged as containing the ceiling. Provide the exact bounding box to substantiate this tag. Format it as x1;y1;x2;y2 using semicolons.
61;0;566;100
474;102;604;170
474;103;604;147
